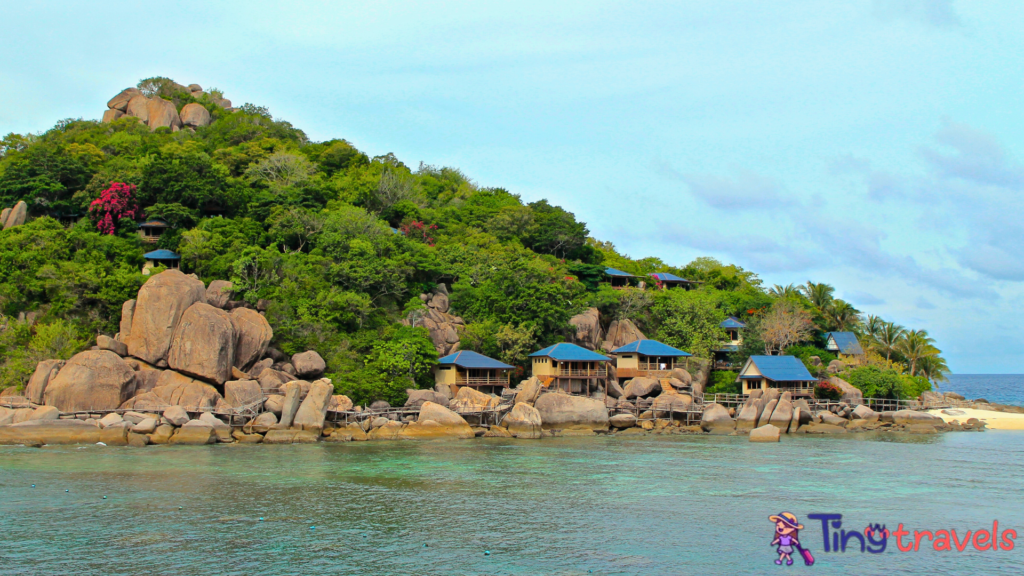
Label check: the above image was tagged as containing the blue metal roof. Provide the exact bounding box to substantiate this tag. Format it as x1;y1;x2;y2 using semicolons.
741;355;816;382
716;345;740;353
649;272;691;283
437;350;513;370
827;332;864;355
720;316;747;329
138;218;169;228
143;249;180;260
529;343;610;362
604;267;634;278
612;339;692;357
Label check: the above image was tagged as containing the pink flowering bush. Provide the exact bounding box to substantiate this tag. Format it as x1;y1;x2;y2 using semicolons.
399;220;437;246
89;182;140;235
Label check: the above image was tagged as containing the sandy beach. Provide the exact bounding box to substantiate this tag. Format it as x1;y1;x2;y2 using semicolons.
928;408;1024;431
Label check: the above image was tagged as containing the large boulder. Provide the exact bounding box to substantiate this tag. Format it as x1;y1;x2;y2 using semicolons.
291;351;326;379
123;370;222;411
126;95;150;123
827;360;846;374
601;319;646;352
224;380;262;408
127;270;206;365
3;201;27;230
768;399;793;433
24;359;63;405
852;405;878;422
277;381;302;428
451;387;498;413
757;399;779;428
102;109;124;123
404;389;450;409
107;88;142;111
43;350;136;412
257;368;290;394
623;377;661;399
735;389;764;432
749;424;781;443
513;377;543;405
163;406;189;426
119;299;136;341
180;103;212;128
229;308;273;371
651;392;692;418
328;395;353;411
205;280;234;309
167;302;235;384
893;410;945;426
146;97;182;131
829;377;863;403
96;334;127;356
668;368;692;387
534;392;609;431
292;379;334;430
169;423;217;445
0;420;128;446
247;412;278;433
700;403;735;434
399;401;474;439
569;307;603;350
504;403;543;438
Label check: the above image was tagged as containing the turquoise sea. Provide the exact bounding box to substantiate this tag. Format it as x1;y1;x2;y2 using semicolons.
2;430;1023;575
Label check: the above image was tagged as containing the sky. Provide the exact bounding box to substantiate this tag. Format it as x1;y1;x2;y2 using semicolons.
1;0;1022;373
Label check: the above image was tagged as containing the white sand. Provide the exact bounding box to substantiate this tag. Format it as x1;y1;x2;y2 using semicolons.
927;408;1024;431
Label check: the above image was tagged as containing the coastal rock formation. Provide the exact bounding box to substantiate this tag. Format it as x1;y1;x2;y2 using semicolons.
534;391;609;431
622;377;661;399
291;350;326;379
600;319;645;352
451;387;498;413
277;381;302;427
0;420;129;446
25;360;63;405
127;270;207;365
749;424;781;442
43;350;137;412
399;401;474;439
229;308;273;371
167;303;235;384
610;413;637;429
205;280;234;309
700;403;735;434
404;389;450;409
504;403;543;439
328;394;353;411
513;377;543;405
568;308;603;350
651;391;692;418
829;377;862;403
292;379;334;430
122;369;222;410
768;398;794;432
224;379;262;408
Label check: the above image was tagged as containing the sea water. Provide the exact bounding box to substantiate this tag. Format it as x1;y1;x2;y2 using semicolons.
2;431;1023;575
943;374;1024;406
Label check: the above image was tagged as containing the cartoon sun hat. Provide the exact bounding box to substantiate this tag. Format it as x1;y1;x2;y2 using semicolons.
769;512;804;530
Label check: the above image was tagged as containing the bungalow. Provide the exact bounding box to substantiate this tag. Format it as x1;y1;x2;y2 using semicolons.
143;249;181;275
604;267;635;288
714;316;747;368
648;272;696;290
612;339;691;379
735;355;817;397
138;218;170;244
433;350;513;396
530;342;610;395
826;331;865;361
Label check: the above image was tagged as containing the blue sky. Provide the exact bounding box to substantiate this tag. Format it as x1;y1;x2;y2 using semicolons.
2;1;1022;372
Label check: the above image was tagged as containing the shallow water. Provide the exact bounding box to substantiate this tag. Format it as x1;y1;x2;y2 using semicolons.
2;433;1023;575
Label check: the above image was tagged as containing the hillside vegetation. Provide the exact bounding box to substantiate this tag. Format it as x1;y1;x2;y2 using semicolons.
0;77;946;404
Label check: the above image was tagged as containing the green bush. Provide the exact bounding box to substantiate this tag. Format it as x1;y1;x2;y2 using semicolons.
786;345;836;378
706;371;740;395
840;365;932;400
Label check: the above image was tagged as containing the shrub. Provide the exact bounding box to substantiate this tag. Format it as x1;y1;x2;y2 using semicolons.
707;371;740;395
786;345;836;378
814;381;843;400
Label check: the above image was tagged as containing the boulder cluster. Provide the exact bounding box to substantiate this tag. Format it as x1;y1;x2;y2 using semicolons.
567;307;646;353
402;283;465;356
0;201;28;230
101;82;232;130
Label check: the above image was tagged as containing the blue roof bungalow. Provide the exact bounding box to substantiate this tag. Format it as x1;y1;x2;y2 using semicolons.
138;217;170;244
735;355;817;397
434;350;514;396
648;272;697;290
825;331;865;361
530;343;611;395
714;316;747;368
611;339;691;379
142;249;180;275
604;267;635;288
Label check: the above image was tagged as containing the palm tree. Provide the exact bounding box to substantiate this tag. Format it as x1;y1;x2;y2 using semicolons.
800;281;834;310
897;330;938;376
875;322;906;362
823;299;862;332
864;314;884;339
769;283;802;298
916;355;950;384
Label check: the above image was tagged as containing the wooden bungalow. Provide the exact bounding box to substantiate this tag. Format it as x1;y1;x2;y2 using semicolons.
604;267;635;288
143;249;181;275
433;350;513;396
735;355;817;397
138;218;170;244
825;331;865;362
713;316;746;369
530;343;610;395
648;272;697;290
612;339;691;379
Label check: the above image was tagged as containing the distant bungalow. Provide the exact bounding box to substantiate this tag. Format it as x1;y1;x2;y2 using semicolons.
611;339;691;379
143;249;180;275
604;267;635;288
714;316;747;368
138;217;170;244
530;343;610;394
825;331;864;361
736;355;817;397
434;350;513;396
648;272;697;290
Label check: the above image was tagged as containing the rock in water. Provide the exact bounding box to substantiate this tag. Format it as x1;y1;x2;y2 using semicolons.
292;380;334;431
25;359;63;405
768;399;793;433
127;270;206;365
398;401;474;439
504;403;543;438
43;350;137;412
146;97;182;131
167;303;235;384
749;424;781;442
277;381;302;427
757;399;779;428
700;403;735;434
229;308;272;371
291;351;326;379
205;280;233;309
735;389;764;432
179;103;211;128
534;392;609;431
163;406;189;426
107;88;141;111
609;413;637;429
852;404;878;422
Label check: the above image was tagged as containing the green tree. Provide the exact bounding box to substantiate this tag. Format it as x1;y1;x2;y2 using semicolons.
650;291;725;359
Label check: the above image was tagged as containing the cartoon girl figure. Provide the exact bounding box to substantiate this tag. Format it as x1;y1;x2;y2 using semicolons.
769;512;803;566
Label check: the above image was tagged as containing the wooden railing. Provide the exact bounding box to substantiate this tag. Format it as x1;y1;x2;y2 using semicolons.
553;368;607;378
456;377;509;387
